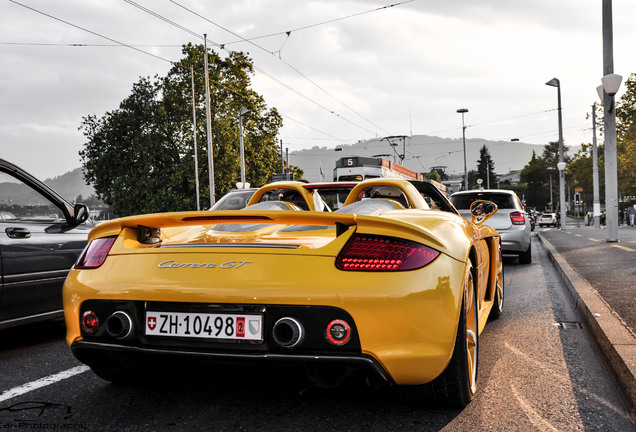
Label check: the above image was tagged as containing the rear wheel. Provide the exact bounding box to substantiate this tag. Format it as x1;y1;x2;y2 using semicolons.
415;262;478;406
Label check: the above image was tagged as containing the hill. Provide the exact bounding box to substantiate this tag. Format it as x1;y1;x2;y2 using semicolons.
289;135;578;182
44;167;95;202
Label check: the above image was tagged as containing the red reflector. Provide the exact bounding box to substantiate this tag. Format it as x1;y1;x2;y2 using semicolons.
81;310;99;334
336;234;439;271
75;236;117;269
182;215;271;222
326;320;351;345
510;211;526;225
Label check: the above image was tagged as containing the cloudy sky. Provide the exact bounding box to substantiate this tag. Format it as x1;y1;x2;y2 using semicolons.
2;0;635;180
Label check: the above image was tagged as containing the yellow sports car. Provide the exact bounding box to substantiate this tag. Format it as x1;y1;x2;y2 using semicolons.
63;178;503;407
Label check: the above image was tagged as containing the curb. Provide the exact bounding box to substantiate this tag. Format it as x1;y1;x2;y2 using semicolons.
537;233;636;422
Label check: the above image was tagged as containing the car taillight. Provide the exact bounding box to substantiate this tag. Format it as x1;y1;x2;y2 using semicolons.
75;236;117;269
336;234;439;271
510;211;526;225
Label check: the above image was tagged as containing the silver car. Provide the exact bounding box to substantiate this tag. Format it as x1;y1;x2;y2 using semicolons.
450;189;532;263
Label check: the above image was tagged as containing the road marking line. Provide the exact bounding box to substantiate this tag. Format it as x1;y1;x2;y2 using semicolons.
612;244;636;252
0;365;90;403
590;238;602;242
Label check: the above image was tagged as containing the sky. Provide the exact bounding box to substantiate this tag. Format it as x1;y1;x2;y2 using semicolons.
1;0;635;181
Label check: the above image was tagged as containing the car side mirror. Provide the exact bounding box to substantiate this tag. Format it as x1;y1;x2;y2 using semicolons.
470;200;497;225
73;203;90;225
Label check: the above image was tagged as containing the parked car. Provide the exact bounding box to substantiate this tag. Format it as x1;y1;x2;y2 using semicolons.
64;178;504;407
0;158;93;329
538;212;558;228
450;189;532;263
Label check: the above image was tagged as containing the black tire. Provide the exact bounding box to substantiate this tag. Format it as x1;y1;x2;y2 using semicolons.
416;262;478;407
519;242;532;264
489;248;504;320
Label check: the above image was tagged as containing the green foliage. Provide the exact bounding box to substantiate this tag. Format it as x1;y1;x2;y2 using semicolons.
80;44;289;216
518;142;571;210
475;145;496;188
426;170;441;183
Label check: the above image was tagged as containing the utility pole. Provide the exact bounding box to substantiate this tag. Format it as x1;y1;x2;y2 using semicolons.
204;35;215;206
190;64;200;210
602;0;619;242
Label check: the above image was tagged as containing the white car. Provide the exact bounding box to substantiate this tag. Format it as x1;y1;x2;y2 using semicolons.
538;213;558;227
450;189;532;263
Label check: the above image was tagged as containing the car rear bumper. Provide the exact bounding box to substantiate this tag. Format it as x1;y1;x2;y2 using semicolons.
71;340;394;385
499;229;531;253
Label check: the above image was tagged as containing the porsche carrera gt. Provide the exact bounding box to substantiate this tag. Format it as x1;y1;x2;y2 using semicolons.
63;178;503;407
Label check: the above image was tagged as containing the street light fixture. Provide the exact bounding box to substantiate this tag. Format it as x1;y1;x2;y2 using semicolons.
545;78;566;230
238;107;250;189
456;108;469;191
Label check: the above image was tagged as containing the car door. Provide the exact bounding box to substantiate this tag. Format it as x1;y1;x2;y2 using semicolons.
0;160;92;327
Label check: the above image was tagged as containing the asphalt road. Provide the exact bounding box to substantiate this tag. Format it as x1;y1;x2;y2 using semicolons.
0;234;634;431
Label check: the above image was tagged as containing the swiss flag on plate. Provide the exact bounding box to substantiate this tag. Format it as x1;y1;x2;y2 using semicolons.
147;316;157;331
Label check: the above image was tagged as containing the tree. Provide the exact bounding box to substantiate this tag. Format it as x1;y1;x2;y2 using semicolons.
80;44;291;216
618;123;636;197
520;151;548;209
595;72;636;199
475;145;496;188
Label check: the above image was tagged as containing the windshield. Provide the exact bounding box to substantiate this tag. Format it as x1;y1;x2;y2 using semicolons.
210;189;256;210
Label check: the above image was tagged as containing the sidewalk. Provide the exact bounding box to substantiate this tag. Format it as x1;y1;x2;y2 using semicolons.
537;221;636;421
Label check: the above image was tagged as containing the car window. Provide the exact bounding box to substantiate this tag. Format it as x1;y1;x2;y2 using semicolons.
211;189;256;210
0;171;65;222
450;193;518;210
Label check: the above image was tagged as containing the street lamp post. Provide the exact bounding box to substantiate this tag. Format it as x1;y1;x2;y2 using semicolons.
591;103;601;228
238;107;250;189
457;108;469;191
545;78;567;230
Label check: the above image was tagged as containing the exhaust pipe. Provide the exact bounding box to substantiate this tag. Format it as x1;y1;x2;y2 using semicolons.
106;311;134;339
272;317;304;348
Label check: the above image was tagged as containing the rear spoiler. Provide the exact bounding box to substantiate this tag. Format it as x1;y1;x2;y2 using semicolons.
88;209;450;251
89;210;359;242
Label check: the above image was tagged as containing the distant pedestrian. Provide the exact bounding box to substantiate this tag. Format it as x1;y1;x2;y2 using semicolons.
601;210;606;226
628;205;635;227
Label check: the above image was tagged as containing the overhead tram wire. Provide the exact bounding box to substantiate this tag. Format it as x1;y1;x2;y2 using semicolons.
0;42;182;48
8;0;351;144
169;0;396;136
217;0;415;45
123;1;379;137
8;0;175;65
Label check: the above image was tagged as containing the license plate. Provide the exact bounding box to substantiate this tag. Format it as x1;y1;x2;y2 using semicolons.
145;311;263;341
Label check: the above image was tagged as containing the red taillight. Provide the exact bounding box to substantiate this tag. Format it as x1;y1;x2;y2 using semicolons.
336;234;439;271
510;211;526;225
75;236;117;269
